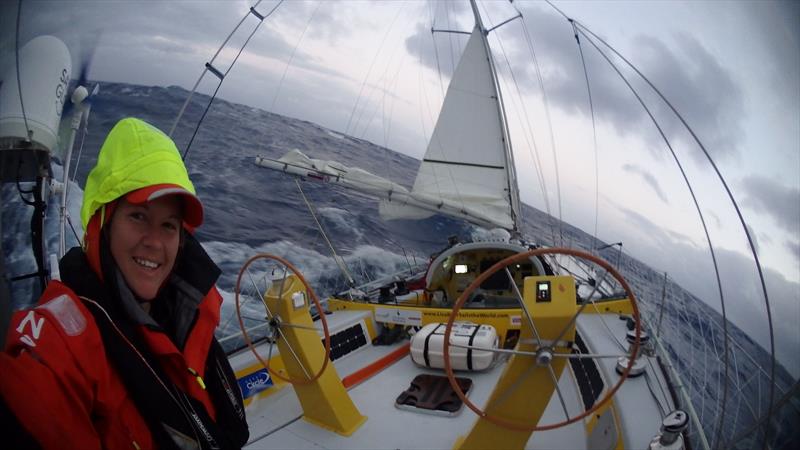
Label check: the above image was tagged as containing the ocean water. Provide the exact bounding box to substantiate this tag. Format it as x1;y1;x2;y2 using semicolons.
1;82;797;448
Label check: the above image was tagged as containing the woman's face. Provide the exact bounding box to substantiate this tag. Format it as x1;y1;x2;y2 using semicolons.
109;197;182;300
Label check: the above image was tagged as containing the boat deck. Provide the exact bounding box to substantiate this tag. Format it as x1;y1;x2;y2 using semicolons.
241;312;673;449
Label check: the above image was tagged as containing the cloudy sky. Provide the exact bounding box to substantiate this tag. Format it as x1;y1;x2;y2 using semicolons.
2;1;797;375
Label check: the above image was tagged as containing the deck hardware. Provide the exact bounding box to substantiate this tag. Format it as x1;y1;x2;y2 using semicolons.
616;329;649;377
649;409;689;449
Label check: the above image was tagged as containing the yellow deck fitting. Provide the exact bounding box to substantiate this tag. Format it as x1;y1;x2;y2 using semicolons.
264;275;367;436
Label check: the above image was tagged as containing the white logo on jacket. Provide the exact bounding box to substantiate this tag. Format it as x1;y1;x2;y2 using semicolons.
16;311;44;347
15;294;87;347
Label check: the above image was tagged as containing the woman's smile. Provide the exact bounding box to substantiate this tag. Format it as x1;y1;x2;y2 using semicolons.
110;197;182;300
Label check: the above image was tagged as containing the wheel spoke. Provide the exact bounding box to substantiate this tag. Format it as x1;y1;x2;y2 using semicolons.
547;364;571;421
552;352;627;359
241;314;268;323
279;322;320;332
266;335;275;368
442;247;642;432
448;342;567;357
218;322;272;344
275;326;312;379
247;268;278;322
550;269;610;346
276;264;289;301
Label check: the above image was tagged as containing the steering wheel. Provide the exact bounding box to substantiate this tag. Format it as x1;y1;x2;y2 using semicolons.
235;253;331;385
443;247;641;431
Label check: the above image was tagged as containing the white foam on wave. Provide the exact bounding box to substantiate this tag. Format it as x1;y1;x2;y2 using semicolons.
325;130;345;140
317;206;364;241
470;227;511;243
207;239;420;346
202;239;419;295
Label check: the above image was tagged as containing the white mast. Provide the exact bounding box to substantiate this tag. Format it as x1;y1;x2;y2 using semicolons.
468;0;522;235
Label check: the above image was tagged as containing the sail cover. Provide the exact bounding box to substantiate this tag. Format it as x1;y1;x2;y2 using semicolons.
380;27;515;230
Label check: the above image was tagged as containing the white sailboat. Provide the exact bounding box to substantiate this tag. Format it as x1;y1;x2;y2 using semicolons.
238;2;682;449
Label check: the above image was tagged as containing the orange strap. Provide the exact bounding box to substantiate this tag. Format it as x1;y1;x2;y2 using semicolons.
342;342;410;389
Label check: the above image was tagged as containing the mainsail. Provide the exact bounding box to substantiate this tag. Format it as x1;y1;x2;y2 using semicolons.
256;22;521;232
379;26;519;231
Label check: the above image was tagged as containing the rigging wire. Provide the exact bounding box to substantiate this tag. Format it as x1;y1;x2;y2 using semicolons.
510;1;564;246
66;215;81;246
485;3;558;245
424;10;471;225
270;1;320;112
344;2;404;136
572;19;776;449
181;0;283;161
294;179;355;288
351;3;407;143
354;51;406;148
444;1;458;76
15;0;31;142
569;23;730;450
547;1;774;444
724;379;800;448
431;14;447;100
569;20;601;255
171;0;270;136
475;0;522;235
69;124;88;190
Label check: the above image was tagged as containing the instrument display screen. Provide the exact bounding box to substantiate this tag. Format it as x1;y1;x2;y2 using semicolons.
536;281;551;302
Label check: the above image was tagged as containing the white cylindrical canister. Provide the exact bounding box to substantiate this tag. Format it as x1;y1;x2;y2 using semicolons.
0;35;72;152
410;322;498;371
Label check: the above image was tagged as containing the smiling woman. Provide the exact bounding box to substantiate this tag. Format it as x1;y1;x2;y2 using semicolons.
0;118;249;449
110;197;183;301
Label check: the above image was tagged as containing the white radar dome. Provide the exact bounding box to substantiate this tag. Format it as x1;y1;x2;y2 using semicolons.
0;35;72;153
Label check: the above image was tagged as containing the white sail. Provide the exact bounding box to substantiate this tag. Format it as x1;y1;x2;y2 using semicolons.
255;26;519;231
254;149;510;229
381;26;516;230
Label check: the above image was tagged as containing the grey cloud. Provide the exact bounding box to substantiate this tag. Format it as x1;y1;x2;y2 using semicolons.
617;206;799;377
481;4;746;163
405;21;472;80
639;34;745;161
2;1;348;103
740;176;800;235
707;210;722;229
787;240;800;266
621;164;669;204
744;1;800;113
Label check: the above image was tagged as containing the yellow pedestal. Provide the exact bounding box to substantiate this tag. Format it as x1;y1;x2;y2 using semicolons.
264;276;367;436
454;275;576;450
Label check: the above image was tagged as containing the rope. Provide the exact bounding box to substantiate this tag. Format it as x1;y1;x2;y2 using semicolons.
294;179;355;287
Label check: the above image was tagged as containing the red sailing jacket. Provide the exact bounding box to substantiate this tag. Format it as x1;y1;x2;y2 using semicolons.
0;278;224;449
